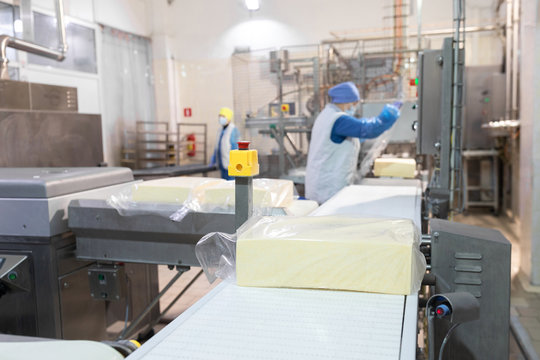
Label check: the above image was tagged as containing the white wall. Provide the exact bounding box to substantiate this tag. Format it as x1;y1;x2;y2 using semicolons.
32;0;94;22
519;0;540;285
167;0;389;61
93;0;150;36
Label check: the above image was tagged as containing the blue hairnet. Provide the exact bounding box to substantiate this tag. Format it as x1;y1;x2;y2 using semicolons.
328;81;360;103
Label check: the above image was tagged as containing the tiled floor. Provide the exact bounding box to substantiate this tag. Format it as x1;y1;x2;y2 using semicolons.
152;211;536;359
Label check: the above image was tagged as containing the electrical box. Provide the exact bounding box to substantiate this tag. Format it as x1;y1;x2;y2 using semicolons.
269;102;296;117
88;264;126;301
416;48;443;155
269;50;289;73
429;219;511;359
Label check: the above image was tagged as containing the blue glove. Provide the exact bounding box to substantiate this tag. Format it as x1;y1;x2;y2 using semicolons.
378;104;400;131
392;101;403;109
210;153;216;166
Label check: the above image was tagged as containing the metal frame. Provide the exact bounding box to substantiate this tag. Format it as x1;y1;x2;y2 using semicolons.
462;150;500;213
134;121;175;169
176;123;208;165
449;0;466;215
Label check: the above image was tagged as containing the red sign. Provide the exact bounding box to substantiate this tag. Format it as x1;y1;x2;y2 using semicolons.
184;108;192;117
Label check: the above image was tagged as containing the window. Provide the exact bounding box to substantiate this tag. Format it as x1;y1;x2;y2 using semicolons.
0;3;18;63
28;12;97;73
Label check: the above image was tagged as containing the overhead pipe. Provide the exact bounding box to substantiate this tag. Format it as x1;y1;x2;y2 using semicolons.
505;0;513;119
0;0;68;80
323;25;499;44
511;0;519;119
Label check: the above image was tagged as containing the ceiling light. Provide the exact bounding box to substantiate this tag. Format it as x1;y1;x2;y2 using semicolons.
245;0;260;11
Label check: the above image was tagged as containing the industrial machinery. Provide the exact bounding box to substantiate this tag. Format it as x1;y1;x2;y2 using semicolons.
0;168;159;340
117;178;511;360
0;164;511;358
426;219;511;359
0;1;514;358
0;80;104;167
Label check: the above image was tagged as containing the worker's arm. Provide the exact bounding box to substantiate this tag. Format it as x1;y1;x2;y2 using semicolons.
330;104;399;144
230;127;240;150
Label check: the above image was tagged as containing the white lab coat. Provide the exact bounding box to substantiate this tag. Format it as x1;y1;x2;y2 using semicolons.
215;123;237;169
305;104;361;204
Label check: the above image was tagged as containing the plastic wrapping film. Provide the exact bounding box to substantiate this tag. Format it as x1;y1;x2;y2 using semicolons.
358;127;393;179
195;231;237;284
107;177;223;218
196;216;427;295
200;178;294;210
107;176;296;221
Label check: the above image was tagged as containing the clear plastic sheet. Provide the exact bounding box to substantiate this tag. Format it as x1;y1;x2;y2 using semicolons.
107;177;223;217
107;176;296;222
359;128;393;178
195;216;260;284
195;231;237;283
200;178;294;210
203;216;426;295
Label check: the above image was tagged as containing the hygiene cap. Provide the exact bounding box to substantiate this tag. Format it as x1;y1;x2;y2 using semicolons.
219;107;234;122
328;82;360;104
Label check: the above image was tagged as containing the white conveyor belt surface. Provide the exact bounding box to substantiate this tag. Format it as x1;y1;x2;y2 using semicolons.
312;181;422;229
129;181;421;360
128;283;416;360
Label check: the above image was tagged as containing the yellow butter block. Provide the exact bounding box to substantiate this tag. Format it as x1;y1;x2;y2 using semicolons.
132;177;224;203
373;158;416;178
236;216;425;295
203;178;294;207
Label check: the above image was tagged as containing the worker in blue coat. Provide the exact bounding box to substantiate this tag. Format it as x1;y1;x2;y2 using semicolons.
211;107;240;180
305;81;401;204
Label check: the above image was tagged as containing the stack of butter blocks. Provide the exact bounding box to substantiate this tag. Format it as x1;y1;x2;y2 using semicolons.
373;158;416;179
131;176;294;208
236;216;425;295
131;177;223;203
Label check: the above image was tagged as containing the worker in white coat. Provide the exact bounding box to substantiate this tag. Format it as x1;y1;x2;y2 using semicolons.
210;107;240;180
305;81;401;204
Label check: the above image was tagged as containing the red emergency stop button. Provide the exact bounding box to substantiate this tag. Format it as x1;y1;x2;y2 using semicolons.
238;141;251;150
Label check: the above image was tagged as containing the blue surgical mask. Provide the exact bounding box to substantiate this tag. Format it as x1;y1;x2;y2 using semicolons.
219;116;228;126
345;106;356;116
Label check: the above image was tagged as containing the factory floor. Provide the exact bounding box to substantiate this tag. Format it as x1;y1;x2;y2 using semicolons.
153;210;535;359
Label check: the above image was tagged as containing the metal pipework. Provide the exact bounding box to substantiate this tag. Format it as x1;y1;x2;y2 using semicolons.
0;0;68;80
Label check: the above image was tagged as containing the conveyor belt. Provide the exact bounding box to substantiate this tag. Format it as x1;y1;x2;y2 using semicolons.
128;283;417;360
127;182;422;359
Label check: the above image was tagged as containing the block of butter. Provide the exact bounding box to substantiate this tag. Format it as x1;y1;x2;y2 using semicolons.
132;177;225;203
373;158;416;178
236;216;426;295
203;178;294;207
